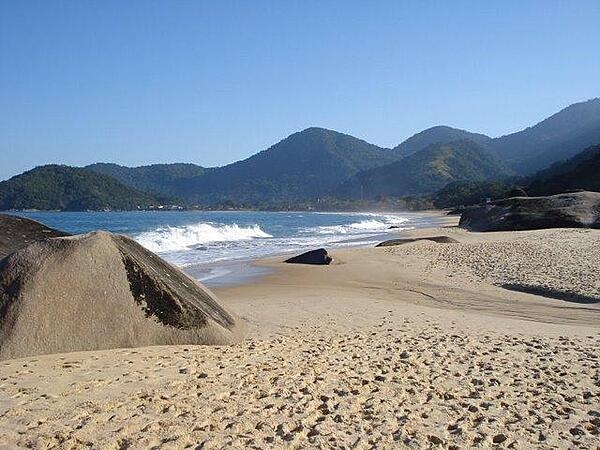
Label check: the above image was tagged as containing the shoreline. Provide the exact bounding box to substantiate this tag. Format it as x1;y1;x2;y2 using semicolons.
187;211;459;288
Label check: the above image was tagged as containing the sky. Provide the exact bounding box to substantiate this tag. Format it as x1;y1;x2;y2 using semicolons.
1;1;599;181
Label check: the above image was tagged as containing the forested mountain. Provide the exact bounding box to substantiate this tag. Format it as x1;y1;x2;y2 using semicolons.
3;99;599;210
394;126;493;157
337;139;513;199
0;165;169;211
176;127;400;204
86;163;207;196
432;143;600;208
492;98;600;173
527;144;600;195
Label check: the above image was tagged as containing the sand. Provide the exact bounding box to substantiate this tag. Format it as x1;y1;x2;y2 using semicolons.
1;225;599;448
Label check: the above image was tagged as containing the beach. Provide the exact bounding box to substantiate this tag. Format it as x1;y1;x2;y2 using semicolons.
1;224;599;448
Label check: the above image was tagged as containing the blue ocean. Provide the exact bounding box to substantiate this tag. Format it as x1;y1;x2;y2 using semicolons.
11;211;445;285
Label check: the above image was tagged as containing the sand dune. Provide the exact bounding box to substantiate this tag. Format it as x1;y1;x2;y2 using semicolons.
0;226;599;448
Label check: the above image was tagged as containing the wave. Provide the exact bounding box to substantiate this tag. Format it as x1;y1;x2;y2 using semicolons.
135;222;272;253
303;215;410;235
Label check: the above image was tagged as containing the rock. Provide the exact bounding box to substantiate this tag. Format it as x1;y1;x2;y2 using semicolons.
493;434;508;444
459;191;600;232
0;231;245;360
0;214;70;260
285;248;332;265
376;236;458;247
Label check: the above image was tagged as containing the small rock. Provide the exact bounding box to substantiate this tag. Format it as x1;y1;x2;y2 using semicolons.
428;435;444;445
493;434;507;444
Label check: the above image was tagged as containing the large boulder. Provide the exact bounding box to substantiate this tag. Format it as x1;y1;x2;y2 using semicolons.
0;231;245;360
0;214;70;260
285;248;332;265
459;191;600;232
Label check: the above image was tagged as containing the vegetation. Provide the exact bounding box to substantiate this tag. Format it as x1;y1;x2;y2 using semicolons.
3;100;600;211
394;126;493;157
177;127;401;205
432;143;600;208
526;144;600;195
337;139;513;199
432;181;523;209
492;98;600;173
0;165;173;211
86;162;207;196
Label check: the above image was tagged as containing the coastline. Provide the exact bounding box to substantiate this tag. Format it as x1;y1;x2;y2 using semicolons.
188;210;459;288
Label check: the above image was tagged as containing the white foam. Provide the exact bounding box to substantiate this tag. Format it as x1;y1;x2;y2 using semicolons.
303;215;409;235
135;222;272;253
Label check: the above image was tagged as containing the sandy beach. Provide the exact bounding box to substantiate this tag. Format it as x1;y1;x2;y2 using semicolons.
1;224;599;449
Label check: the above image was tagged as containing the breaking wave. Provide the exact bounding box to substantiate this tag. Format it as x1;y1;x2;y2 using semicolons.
135;222;272;253
303;216;409;235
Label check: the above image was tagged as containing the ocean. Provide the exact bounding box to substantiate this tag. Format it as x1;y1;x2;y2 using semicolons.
12;211;446;286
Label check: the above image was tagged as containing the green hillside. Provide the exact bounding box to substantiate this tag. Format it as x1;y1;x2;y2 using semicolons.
492;98;600;173
86;162;207;196
179;127;400;204
527;144;600;195
338;139;513;199
394;126;493;157
0;165;170;211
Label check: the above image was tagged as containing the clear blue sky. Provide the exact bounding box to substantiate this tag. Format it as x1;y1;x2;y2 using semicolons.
1;1;599;181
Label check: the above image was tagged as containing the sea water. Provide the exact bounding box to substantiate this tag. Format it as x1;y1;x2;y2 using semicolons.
11;211;445;286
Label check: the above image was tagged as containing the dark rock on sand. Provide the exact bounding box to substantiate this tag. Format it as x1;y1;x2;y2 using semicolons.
285;248;332;265
0;214;70;260
459;191;600;232
376;236;459;247
0;231;245;360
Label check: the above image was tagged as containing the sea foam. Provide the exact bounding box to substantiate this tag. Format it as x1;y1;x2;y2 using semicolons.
135;222;272;253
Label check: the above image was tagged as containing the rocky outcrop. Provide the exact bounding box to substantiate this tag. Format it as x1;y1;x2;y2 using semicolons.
285;249;332;265
376;236;459;247
0;214;70;260
0;231;245;360
459;191;600;232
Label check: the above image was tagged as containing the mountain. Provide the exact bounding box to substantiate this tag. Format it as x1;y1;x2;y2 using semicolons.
337;139;513;199
527;144;600;196
86;163;207;196
394;126;493;157
0;165;170;211
177;127;400;204
492;98;600;173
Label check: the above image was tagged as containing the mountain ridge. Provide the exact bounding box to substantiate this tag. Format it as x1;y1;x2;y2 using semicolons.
394;125;493;157
337;139;513;199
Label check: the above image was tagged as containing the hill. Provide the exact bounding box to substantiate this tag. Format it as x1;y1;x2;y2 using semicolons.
86;163;207;196
492;98;600;173
0;165;170;211
527;144;600;196
394;126;493;157
178;127;400;205
337;139;513;199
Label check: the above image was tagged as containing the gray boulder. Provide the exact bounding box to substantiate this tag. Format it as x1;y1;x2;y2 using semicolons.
459;191;600;232
0;231;245;360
